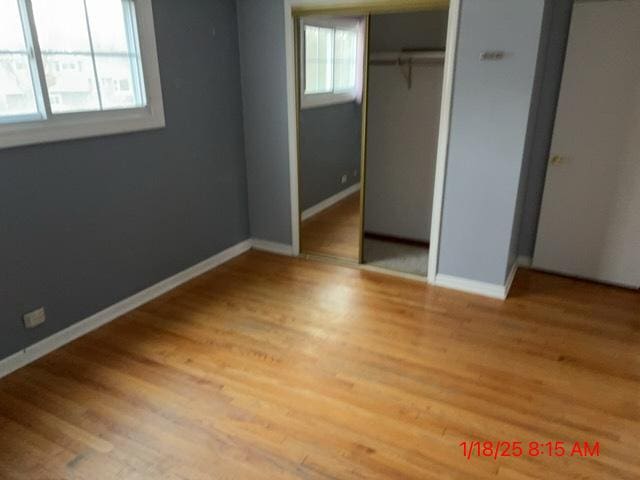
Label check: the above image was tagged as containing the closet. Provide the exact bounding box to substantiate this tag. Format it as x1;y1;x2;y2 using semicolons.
533;0;640;288
362;10;447;276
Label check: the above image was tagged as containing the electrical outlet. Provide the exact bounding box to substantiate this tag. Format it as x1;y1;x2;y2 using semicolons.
341;174;348;184
23;307;46;329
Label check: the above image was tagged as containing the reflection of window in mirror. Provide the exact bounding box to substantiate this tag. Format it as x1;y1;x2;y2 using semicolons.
300;17;364;110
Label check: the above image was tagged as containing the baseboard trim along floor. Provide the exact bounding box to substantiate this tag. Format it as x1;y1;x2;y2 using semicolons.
301;183;361;221
0;239;258;379
2;238;521;379
435;263;518;300
251;239;294;256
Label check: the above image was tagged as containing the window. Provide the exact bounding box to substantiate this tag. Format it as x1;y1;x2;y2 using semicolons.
300;18;363;109
304;25;334;95
0;0;40;120
0;0;164;149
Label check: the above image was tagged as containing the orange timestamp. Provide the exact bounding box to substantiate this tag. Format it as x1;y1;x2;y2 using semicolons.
459;440;600;460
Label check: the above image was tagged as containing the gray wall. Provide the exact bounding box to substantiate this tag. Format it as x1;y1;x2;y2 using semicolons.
0;0;249;360
364;10;448;242
370;10;448;52
300;10;449;215
299;102;361;211
237;0;553;282
517;0;573;259
507;0;555;271
237;0;292;244
438;0;545;285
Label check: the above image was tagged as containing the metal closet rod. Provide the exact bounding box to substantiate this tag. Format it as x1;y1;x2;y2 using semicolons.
369;49;446;66
368;49;445;89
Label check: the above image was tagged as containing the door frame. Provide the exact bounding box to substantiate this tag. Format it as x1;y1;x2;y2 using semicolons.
284;0;461;283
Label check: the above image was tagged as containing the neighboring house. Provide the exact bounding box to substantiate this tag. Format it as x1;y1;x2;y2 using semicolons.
45;55;135;111
44;56;96;110
0;55;135;114
0;56;33;114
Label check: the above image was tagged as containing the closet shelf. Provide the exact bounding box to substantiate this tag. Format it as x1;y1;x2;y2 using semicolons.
368;50;445;66
368;50;445;89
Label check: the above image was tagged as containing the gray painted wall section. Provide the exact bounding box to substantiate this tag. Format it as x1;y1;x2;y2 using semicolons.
437;0;544;285
506;0;555;273
517;0;573;259
299;103;361;211
0;0;249;360
237;0;292;244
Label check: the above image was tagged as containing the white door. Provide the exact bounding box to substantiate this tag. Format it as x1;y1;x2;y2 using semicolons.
533;0;640;288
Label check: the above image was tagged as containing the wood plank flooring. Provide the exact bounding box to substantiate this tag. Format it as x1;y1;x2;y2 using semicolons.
0;251;639;479
301;192;360;261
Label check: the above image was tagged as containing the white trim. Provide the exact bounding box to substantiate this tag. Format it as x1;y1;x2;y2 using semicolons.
427;0;460;284
0;0;165;150
435;272;512;300
504;262;519;297
0;239;252;380
301;183;360;220
302;16;362;30
284;0;461;280
299;17;362;110
251;239;295;256
0;109;165;150
434;274;507;300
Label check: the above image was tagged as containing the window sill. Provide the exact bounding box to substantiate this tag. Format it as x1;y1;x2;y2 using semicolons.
0;0;164;151
301;92;358;110
0;106;165;150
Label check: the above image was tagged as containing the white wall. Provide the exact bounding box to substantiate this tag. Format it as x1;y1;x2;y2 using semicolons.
533;1;640;287
364;63;443;241
603;77;640;286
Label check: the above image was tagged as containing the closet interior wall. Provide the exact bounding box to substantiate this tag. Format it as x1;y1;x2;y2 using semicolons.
363;10;448;244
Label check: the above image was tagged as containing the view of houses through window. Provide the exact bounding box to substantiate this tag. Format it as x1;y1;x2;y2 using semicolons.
0;0;146;121
0;0;39;118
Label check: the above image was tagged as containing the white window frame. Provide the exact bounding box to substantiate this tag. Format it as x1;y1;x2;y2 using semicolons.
300;17;363;110
0;0;165;150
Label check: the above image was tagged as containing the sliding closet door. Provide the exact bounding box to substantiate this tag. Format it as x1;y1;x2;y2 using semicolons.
533;0;640;288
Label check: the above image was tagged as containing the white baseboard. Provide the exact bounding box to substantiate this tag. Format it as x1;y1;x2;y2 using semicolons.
435;271;513;300
504;262;519;297
0;239;253;380
251;239;294;256
435;262;520;300
301;183;360;221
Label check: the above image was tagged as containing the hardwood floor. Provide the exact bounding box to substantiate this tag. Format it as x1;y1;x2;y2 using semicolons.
0;251;639;479
301;192;360;261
